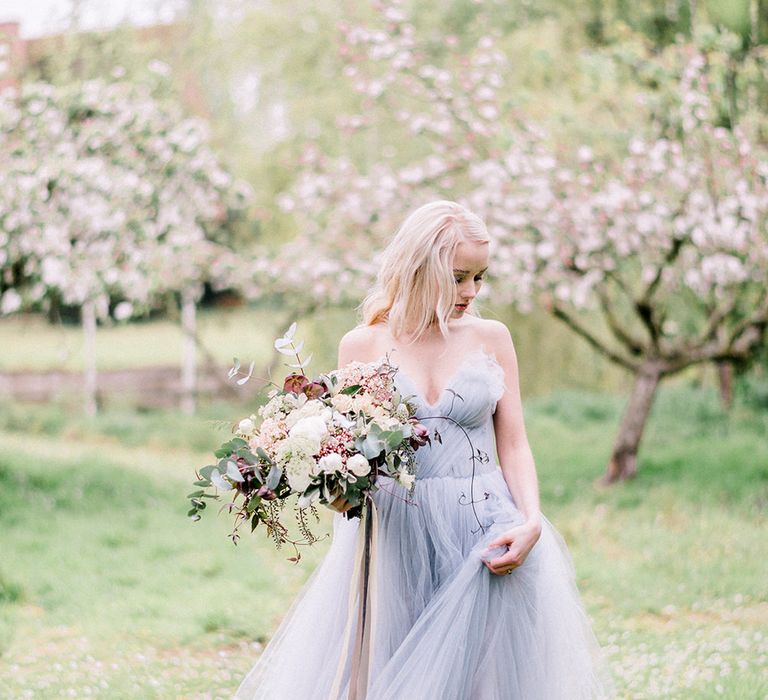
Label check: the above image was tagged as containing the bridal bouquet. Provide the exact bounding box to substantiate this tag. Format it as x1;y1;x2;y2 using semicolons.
187;323;429;555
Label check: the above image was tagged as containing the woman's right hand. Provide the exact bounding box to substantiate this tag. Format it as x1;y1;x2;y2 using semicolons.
328;495;353;513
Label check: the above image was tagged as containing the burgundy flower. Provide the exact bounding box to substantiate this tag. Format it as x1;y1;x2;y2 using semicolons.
283;373;310;394
256;484;278;501
303;381;326;400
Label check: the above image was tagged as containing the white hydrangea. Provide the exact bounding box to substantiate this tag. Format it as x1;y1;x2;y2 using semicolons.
288;416;328;454
259;396;286;420
275;436;317;492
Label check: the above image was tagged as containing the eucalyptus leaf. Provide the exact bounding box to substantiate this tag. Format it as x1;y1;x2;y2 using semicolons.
359;433;385;459
382;429;405;450
235;448;258;465
265;463;282;490
225;460;245;483
236;360;255;385
256;446;274;464
210;468;232;491
287;352;313;369
199;465;216;479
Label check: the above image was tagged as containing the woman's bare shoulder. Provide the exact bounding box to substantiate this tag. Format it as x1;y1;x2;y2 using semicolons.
469;317;514;352
337;323;386;366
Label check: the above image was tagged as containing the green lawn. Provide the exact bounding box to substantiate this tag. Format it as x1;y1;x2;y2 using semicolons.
0;382;766;698
0;305;351;374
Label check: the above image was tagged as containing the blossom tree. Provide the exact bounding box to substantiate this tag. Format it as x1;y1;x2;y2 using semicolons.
468;51;768;482
269;3;768;483
0;71;253;415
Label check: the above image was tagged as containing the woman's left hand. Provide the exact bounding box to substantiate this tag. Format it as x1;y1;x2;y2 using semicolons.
481;519;542;576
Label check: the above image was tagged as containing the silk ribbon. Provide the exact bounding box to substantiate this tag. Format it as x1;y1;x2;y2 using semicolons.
329;497;379;700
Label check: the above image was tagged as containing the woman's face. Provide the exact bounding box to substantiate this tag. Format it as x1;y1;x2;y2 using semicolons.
451;239;489;317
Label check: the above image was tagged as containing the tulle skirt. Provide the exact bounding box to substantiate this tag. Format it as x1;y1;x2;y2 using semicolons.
234;470;614;699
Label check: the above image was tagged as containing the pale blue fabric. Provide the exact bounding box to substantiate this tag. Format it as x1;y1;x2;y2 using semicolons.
235;349;614;699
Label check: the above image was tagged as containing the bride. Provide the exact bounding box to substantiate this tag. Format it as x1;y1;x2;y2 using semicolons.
235;200;614;699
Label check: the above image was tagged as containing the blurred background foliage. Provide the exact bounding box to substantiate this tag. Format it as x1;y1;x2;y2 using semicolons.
7;0;768;403
1;2;767;695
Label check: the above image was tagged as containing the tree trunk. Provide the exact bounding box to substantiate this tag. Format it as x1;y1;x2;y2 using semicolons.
180;287;197;415
81;298;98;417
716;361;733;410
603;361;663;484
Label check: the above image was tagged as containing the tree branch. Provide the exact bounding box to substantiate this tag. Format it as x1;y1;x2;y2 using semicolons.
551;304;639;372
596;287;645;356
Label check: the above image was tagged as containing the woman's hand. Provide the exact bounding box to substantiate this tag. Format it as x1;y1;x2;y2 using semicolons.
481;519;542;576
328;495;354;513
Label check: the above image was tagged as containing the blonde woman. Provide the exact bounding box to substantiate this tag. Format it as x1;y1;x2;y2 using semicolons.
235;200;614;699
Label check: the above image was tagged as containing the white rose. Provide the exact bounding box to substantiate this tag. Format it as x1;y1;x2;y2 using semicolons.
375;415;401;431
396;471;416;489
318;453;343;474
352;394;376;415
331;394;354;413
289;416;328;454
238;418;256;435
347;453;371;477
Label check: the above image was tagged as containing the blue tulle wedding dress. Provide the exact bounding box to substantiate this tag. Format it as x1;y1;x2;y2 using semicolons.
234;348;614;699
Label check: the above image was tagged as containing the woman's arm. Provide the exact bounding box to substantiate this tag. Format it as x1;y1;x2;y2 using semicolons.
482;320;542;575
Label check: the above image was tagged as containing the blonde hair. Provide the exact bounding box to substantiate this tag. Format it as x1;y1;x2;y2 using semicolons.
359;200;490;344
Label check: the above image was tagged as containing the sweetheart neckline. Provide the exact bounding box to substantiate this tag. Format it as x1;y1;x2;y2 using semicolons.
387;348;502;408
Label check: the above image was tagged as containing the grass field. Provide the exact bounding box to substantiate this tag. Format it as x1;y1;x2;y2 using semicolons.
0;381;767;698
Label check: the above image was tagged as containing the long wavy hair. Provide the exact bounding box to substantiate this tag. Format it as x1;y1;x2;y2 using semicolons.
359;200;490;344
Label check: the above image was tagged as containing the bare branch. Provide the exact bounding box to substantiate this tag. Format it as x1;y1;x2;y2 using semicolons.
596;287;645;356
693;292;741;347
551;304;639;372
634;299;662;351
639;234;685;303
